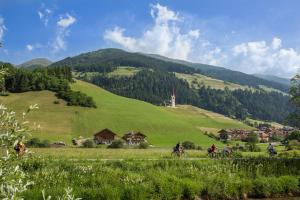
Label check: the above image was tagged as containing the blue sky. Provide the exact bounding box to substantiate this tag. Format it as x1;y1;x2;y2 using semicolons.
0;0;300;77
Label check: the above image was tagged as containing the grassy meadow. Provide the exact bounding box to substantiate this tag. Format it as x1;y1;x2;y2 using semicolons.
20;157;300;200
175;72;248;90
0;80;250;147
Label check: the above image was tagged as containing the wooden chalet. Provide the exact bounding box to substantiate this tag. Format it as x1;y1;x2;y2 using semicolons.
93;129;118;145
122;131;147;145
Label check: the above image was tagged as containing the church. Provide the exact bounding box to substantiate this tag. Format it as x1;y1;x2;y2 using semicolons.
171;88;176;108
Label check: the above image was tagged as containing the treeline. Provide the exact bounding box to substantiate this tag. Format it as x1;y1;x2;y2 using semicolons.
87;69;292;123
2;63;96;108
193;63;289;92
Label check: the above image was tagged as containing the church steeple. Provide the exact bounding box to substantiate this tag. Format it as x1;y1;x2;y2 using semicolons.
171;87;176;108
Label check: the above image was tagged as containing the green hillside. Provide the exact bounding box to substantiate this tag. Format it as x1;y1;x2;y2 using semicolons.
0;80;250;147
175;72;248;90
17;58;52;69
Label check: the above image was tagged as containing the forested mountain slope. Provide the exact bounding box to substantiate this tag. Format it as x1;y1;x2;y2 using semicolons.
51;48;289;92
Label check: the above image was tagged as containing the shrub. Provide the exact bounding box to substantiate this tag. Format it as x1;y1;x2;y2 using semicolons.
182;141;195;149
0;91;9;96
286;140;300;150
139;142;149;149
53;100;60;104
108;140;124;149
286;131;300;142
39;140;51;148
82;139;95;148
196;146;203;150
232;143;245;151
245;143;261;152
26;138;50;148
26;138;41;147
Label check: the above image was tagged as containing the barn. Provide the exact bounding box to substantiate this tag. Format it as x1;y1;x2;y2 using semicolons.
93;129;118;145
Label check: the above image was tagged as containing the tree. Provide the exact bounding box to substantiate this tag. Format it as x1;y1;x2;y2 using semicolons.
182;141;196;149
0;103;38;198
245;132;260;152
287;74;300;127
286;131;300;142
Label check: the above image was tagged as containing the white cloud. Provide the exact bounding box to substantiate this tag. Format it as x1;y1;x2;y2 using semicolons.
37;5;52;26
272;37;281;50
230;38;300;77
26;44;34;51
0;17;7;42
26;43;43;51
103;3;300;78
52;13;76;52
57;13;76;28
104;3;203;61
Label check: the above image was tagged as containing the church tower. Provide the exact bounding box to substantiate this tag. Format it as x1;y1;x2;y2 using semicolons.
171;88;176;108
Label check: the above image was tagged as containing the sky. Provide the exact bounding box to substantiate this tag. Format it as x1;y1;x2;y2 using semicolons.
0;0;300;78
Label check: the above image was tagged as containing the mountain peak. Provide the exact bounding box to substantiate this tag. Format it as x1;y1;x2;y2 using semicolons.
18;58;53;69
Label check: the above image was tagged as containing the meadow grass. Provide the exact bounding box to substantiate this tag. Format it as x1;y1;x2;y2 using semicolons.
29;146;297;160
175;72;248;90
20;157;300;200
107;66;141;77
0;80;250;147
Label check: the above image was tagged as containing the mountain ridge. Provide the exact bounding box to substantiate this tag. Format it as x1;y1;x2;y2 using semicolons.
50;48;289;92
18;58;52;69
253;74;290;86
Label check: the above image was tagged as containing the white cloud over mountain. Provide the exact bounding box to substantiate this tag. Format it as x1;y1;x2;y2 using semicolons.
231;38;300;77
104;3;201;61
53;13;76;52
104;3;300;78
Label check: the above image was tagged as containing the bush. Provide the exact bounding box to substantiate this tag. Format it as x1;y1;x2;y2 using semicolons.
107;140;124;149
53;100;60;104
182;141;195;149
245;143;261;152
286;140;300;150
26;138;50;148
82;139;95;148
196;146;203;150
0;91;9;96
56;90;97;108
39;140;51;148
286;131;300;142
139;142;149;149
232;143;245;151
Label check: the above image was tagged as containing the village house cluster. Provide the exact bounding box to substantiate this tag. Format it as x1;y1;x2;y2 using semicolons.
73;128;147;146
218;126;296;142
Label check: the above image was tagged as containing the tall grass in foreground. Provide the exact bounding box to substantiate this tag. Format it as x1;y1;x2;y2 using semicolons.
21;158;300;200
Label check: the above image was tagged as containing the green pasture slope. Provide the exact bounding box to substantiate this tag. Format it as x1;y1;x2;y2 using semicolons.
0;80;250;147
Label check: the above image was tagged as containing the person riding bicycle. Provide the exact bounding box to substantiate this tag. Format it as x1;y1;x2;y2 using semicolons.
14;141;26;156
173;142;180;153
267;143;277;155
223;144;232;154
211;144;217;153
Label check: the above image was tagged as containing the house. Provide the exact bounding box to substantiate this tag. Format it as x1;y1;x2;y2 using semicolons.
122;131;147;145
93;129;118;145
255;131;269;142
218;129;230;140
227;129;251;141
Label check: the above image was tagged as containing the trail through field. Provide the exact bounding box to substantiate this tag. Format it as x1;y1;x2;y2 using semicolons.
66;157;300;162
